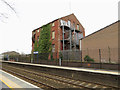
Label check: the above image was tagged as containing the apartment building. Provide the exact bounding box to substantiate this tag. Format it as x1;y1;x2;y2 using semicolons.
32;13;85;58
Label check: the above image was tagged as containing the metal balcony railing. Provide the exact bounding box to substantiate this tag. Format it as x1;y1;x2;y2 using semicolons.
60;19;82;32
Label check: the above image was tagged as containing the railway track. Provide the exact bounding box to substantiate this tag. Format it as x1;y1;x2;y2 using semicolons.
2;64;119;89
2;68;56;89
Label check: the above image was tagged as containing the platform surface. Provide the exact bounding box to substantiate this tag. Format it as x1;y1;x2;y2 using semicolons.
1;60;119;75
0;80;10;89
0;69;41;89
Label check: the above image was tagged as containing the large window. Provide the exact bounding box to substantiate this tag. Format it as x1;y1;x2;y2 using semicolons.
77;24;79;30
68;20;71;27
52;31;55;39
52;44;55;52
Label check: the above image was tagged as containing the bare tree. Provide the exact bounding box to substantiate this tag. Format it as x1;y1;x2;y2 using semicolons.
0;0;17;22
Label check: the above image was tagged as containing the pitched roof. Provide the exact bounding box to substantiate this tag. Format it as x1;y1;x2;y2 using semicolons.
2;51;20;55
81;20;119;40
33;13;75;32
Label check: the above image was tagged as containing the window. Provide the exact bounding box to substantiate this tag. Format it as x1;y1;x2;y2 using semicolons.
33;31;36;34
52;31;55;39
77;24;79;30
73;22;75;29
68;20;71;27
37;29;39;32
52;22;55;27
37;36;39;42
52;44;55;52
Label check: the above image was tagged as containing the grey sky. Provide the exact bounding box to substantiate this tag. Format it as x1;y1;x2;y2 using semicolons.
0;0;119;54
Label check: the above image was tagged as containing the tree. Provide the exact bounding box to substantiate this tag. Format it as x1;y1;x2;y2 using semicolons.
37;24;52;60
0;0;17;22
38;24;52;53
34;40;38;52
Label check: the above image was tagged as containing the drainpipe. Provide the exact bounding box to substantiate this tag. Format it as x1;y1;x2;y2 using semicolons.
70;28;72;50
80;39;82;51
74;27;76;50
62;25;64;51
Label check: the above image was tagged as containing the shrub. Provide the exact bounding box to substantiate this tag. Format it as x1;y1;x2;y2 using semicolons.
84;55;94;62
59;52;63;60
50;53;54;61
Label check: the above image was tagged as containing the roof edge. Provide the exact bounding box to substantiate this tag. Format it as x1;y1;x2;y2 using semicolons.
81;20;119;40
33;13;74;32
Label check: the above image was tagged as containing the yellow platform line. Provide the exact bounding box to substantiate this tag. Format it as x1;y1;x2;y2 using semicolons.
1;79;14;90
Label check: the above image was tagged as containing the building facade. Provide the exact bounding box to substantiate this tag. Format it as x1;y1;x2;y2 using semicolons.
32;14;85;59
80;21;119;63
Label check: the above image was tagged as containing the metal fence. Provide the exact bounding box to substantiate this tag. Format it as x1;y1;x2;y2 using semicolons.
2;48;118;64
60;48;118;64
2;48;119;70
3;55;31;63
82;48;118;63
60;50;82;61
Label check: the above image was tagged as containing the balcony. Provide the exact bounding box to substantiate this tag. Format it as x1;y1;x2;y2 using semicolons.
70;24;82;33
60;20;70;29
60;29;83;44
60;19;82;32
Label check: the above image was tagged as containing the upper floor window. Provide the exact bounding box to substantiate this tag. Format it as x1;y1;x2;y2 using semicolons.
77;24;79;30
33;31;36;35
37;29;39;32
41;28;43;31
52;22;55;27
73;22;75;29
68;20;71;27
52;31;55;39
52;44;55;52
37;36;39;42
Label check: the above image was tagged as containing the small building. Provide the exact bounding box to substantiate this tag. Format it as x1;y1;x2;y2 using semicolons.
80;21;119;63
0;54;4;60
32;13;85;59
2;51;20;56
2;51;20;61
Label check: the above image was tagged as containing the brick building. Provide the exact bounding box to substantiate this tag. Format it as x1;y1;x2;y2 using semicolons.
80;21;119;63
32;13;85;59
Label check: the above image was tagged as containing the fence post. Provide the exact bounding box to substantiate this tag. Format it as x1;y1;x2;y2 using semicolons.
59;58;61;66
108;46;111;63
87;48;89;56
37;53;38;63
99;49;102;69
81;50;82;66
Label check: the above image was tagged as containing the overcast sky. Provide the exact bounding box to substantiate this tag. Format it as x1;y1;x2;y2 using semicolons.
0;0;119;54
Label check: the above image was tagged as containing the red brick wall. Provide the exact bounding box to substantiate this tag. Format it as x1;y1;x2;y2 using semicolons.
58;14;85;51
32;14;85;59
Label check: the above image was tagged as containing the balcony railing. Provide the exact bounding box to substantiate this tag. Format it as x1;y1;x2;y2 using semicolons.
60;19;82;32
60;19;69;27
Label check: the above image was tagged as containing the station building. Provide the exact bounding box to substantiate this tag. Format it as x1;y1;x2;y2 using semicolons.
32;13;85;59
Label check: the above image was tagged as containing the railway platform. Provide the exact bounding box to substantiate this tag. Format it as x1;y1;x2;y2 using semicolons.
1;60;120;88
1;60;118;75
0;69;40;89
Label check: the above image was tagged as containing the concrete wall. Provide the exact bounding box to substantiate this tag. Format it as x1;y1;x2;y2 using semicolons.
80;21;119;63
